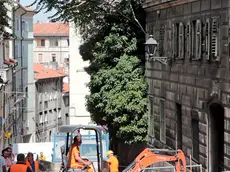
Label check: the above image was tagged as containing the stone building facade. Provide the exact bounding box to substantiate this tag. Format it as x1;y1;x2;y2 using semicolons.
143;0;230;171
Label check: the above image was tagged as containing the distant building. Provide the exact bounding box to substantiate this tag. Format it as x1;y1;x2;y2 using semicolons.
69;22;91;125
33;23;69;73
144;0;230;171
34;63;69;142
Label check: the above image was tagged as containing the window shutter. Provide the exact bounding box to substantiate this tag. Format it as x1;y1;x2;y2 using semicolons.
172;24;177;58
187;21;192;59
179;22;184;59
211;17;219;60
196;20;202;59
205;19;211;60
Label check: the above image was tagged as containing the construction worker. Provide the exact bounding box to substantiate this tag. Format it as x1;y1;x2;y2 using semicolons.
106;150;119;172
25;153;39;172
69;134;92;172
38;152;46;161
8;153;32;172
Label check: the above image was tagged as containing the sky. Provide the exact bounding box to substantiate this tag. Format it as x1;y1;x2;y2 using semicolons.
20;0;56;23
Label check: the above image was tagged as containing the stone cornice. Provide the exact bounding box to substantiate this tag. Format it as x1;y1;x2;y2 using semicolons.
143;0;198;11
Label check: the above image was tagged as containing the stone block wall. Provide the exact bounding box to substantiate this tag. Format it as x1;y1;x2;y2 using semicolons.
144;0;230;171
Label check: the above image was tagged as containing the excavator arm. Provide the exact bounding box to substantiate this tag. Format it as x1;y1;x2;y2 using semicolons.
122;148;186;172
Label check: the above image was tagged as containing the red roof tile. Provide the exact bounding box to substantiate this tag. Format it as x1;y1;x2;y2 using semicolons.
63;82;69;93
34;63;67;80
34;23;69;36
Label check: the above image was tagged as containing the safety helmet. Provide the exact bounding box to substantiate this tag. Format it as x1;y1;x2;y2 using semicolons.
106;150;114;157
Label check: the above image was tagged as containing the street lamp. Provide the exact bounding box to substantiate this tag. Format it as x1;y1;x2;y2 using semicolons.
145;35;158;57
144;35;171;65
0;76;8;90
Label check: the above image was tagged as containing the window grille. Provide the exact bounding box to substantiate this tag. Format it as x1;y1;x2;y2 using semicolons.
211;17;219;61
195;20;202;59
205;18;211;60
159;25;165;56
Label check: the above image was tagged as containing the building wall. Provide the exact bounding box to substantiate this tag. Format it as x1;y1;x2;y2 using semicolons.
33;37;69;69
144;0;230;171
69;22;91;125
35;78;64;142
13;7;36;143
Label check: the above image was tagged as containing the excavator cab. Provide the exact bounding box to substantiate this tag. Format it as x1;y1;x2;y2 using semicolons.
58;125;109;172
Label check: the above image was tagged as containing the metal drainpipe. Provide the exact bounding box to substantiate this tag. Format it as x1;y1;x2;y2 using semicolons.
20;10;27;142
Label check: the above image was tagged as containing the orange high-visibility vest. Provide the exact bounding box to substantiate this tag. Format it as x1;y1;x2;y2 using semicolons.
10;164;28;172
26;160;39;172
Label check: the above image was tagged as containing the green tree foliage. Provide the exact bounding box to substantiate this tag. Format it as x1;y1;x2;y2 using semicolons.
35;0;148;144
0;0;10;33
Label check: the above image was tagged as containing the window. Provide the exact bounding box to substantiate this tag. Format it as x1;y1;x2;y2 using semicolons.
44;112;48;122
52;54;56;62
64;58;69;64
38;54;43;63
39;113;43;124
195;20;202;59
148;97;154;137
37;39;45;47
159;25;165;56
192;118;199;161
41;39;45;46
58;108;61;119
176;103;182;149
178;22;185;59
21;21;28;31
16;19;20;31
50;39;58;47
44;101;48;109
22;45;25;57
186;21;192;58
205;19;211;60
191;20;202;60
160;99;166;142
211;17;219;60
172;23;179;58
15;45;18;59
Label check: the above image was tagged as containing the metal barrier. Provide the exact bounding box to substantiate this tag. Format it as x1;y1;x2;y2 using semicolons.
52;133;110;163
139;164;203;172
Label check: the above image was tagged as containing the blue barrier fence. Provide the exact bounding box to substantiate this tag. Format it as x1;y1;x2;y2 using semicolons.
52;133;110;163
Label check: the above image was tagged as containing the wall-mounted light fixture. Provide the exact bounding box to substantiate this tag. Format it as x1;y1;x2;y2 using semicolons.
145;35;171;65
0;76;9;90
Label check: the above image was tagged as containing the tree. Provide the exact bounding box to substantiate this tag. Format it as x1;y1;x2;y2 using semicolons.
0;0;10;33
35;0;148;144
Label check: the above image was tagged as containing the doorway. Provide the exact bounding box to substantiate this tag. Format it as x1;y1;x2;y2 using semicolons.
209;103;224;172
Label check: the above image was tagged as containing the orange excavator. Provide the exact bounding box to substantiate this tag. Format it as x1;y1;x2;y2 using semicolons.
122;148;186;172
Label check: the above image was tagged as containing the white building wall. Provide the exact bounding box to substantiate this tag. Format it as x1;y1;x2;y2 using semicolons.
69;23;91;125
13;6;36;143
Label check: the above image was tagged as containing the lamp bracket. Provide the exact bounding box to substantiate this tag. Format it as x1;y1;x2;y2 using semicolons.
147;56;171;65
